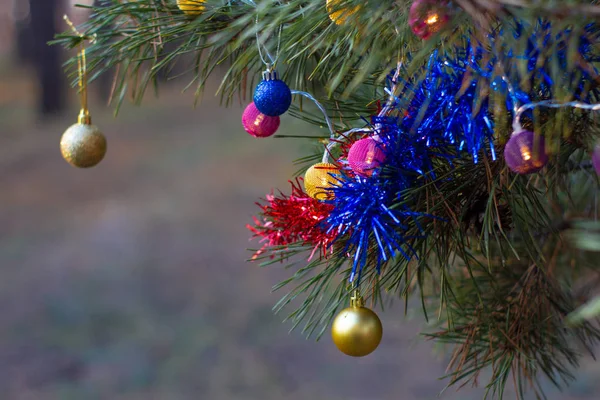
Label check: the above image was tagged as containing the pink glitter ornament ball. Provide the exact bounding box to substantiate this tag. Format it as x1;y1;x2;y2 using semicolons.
409;0;452;40
504;130;548;175
242;102;280;138
347;137;386;177
592;143;600;176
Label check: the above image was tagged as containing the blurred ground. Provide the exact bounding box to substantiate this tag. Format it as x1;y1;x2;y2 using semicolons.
1;42;600;400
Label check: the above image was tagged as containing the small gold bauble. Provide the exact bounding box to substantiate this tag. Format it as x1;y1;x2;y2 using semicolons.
326;0;359;25
332;302;382;357
304;162;340;200
177;0;206;16
60;123;107;168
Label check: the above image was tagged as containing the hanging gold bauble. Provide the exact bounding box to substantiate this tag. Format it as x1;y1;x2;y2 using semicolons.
331;292;383;357
326;0;359;25
177;0;206;16
60;116;107;168
304;162;340;201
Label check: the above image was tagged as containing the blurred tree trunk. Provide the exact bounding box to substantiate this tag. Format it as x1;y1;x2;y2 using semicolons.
29;0;65;116
12;1;34;64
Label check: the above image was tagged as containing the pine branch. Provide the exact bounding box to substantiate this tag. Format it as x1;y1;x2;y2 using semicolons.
57;1;600;398
428;263;600;399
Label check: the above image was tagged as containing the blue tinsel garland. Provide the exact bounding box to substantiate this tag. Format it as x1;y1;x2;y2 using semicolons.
325;22;600;284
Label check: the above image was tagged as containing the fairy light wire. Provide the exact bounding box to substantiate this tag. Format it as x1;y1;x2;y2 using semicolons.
501;74;520;116
289;91;371;163
302;62;403;164
251;2;400;164
291;90;336;139
513;100;600;133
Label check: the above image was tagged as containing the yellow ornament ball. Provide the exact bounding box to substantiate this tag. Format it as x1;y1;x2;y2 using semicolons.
177;0;206;16
331;297;383;357
304;162;340;200
60;123;107;168
326;0;359;25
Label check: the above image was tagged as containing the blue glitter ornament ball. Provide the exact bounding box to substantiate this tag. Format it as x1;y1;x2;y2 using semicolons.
253;70;292;117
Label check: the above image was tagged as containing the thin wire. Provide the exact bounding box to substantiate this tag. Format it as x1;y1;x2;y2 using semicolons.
501;74;520;116
299;63;402;164
322;128;371;163
380;62;402;118
290;90;371;163
513;100;600;132
256;23;282;68
253;0;283;70
291;90;336;139
251;2;377;164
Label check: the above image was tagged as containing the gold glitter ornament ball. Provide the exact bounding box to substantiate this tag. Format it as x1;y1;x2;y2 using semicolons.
60;123;107;168
331;302;383;357
326;0;359;25
177;0;206;16
304;162;340;200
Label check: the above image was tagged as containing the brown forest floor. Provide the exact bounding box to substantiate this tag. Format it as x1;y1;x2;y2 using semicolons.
0;59;599;400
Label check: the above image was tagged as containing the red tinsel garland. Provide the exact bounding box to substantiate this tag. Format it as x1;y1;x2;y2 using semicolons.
247;178;336;261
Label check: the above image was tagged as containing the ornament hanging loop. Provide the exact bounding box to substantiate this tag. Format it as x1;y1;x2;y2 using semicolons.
255;12;283;70
63;15;97;125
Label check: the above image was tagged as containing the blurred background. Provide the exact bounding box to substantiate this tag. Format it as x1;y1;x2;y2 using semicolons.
0;1;599;399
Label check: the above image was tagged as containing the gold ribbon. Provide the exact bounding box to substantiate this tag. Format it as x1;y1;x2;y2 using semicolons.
63;15;96;124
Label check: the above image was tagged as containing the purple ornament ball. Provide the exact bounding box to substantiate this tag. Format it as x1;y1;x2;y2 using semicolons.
504;130;548;175
242;102;280;138
592;143;600;176
347;137;386;177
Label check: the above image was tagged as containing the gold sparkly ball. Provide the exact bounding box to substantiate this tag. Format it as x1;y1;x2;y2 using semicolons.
326;0;359;25
177;0;206;16
331;304;383;357
60;123;107;168
304;162;340;201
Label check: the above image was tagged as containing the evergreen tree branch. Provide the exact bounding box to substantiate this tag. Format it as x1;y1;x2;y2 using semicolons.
55;1;600;398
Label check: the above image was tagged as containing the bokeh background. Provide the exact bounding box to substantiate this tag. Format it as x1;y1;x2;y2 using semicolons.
0;1;599;399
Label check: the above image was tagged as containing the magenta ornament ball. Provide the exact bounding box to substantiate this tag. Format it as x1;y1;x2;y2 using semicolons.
593;143;600;176
242;102;280;138
347;137;386;177
409;0;452;40
504;130;548;175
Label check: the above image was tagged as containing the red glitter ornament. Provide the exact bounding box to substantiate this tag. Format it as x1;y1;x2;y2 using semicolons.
247;178;336;260
409;0;452;40
242;102;280;138
347;137;386;177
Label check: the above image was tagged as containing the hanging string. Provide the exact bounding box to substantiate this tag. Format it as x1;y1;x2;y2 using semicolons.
253;0;283;70
78;46;88;122
64;15;96;124
251;2;382;164
256;23;283;70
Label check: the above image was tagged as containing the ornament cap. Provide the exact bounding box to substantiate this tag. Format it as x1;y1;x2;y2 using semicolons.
262;69;279;81
78;109;92;125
